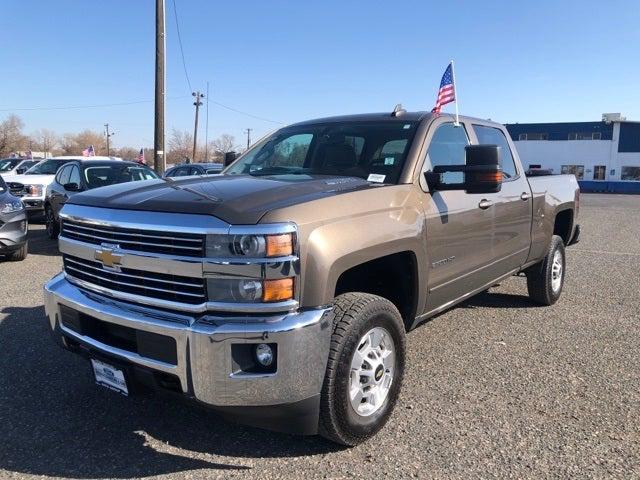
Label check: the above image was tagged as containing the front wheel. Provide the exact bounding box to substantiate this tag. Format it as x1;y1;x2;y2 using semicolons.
526;235;566;305
319;293;406;446
45;205;59;239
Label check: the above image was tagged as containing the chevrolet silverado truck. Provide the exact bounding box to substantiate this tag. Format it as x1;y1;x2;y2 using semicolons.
44;110;580;446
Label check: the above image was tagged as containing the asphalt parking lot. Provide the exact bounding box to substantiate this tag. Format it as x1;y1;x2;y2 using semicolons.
0;193;639;479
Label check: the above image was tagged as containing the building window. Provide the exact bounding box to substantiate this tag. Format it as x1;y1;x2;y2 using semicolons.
568;132;602;140
593;165;606;180
518;133;547;141
561;165;585;180
621;166;640;181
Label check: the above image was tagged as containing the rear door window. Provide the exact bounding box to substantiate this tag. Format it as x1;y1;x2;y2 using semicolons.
472;125;518;178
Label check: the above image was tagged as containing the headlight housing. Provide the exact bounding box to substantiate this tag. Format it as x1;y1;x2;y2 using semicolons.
23;184;43;197
206;277;294;303
206;232;294;258
0;199;24;214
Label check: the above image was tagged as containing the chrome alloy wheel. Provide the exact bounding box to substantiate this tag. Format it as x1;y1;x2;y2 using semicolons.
551;249;563;293
349;326;395;417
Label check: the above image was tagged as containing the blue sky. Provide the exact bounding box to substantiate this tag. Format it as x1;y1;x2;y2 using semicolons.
1;0;639;148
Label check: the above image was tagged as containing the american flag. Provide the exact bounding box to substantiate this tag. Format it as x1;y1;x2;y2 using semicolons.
136;147;146;164
82;145;95;157
432;63;456;114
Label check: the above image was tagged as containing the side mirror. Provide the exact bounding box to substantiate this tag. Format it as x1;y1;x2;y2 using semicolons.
464;145;502;194
64;182;80;192
424;145;502;194
224;151;237;167
16;167;26;174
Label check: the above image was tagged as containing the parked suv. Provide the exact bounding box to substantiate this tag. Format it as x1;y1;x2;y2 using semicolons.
45;160;158;239
6;156;121;215
164;162;223;177
0;175;28;261
0;158;42;178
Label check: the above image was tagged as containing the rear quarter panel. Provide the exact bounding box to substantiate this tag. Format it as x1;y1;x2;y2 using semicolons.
526;174;579;262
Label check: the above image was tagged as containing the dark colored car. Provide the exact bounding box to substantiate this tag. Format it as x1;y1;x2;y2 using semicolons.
0;175;28;261
164;162;223;178
45;160;159;239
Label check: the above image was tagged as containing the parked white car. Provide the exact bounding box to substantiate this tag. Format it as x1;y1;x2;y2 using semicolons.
5;156;121;214
0;158;42;178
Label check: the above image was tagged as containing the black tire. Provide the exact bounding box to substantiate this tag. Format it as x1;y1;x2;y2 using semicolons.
45;204;59;239
8;242;28;261
319;293;406;446
526;235;565;305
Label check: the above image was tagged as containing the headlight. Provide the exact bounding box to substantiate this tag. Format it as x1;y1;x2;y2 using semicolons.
23;184;43;197
206;277;294;303
0;199;24;214
206;232;294;258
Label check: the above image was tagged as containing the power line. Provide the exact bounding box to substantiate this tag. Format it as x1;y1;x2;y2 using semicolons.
210;100;284;125
171;0;192;93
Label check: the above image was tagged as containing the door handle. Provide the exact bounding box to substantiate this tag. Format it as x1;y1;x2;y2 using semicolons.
478;199;493;209
521;192;531;201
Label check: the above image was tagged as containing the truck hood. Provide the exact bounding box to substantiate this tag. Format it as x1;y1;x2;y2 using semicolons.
2;173;55;186
67;174;379;224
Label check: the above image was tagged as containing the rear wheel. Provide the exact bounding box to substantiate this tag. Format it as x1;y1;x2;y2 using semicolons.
45;205;59;239
319;293;405;446
526;235;565;305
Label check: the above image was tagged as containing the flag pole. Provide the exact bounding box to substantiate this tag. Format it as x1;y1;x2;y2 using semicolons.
450;59;460;126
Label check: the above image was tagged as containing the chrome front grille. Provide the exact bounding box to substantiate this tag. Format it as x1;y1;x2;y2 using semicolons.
7;182;24;197
61;219;205;257
63;255;206;305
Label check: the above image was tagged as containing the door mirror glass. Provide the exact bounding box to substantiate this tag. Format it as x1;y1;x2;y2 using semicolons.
424;144;502;194
464;145;502;194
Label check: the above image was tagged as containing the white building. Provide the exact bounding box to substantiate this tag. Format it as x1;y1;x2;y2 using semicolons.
506;113;640;192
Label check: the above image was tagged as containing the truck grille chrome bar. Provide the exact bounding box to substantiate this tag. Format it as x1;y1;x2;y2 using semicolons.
61;219;205;258
63;255;206;305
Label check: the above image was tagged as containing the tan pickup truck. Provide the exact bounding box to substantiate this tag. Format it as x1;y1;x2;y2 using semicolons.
44;110;580;445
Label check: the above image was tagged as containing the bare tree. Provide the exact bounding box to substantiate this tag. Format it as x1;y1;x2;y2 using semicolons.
0;115;28;157
59;130;107;156
210;134;237;155
167;128;194;165
31;128;59;154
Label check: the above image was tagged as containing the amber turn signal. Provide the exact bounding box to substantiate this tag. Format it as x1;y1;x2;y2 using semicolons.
263;278;294;302
266;233;294;257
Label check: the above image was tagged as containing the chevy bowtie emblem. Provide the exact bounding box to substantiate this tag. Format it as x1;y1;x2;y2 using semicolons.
95;244;123;269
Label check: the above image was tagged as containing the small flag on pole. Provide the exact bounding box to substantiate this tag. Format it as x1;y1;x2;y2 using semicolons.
431;62;456;115
136;148;146;164
82;145;95;157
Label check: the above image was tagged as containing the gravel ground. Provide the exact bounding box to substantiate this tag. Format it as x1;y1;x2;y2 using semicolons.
0;193;639;479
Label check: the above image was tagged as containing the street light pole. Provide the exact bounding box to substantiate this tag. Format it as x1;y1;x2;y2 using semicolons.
192;91;204;162
154;0;166;174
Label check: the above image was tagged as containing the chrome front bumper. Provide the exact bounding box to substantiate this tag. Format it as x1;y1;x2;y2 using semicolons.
44;273;332;407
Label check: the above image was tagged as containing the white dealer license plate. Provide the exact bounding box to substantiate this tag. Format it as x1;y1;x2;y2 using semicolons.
91;359;129;396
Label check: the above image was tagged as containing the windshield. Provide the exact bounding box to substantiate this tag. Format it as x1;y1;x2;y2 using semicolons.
0;159;21;172
25;159;71;175
224;121;418;184
84;165;158;189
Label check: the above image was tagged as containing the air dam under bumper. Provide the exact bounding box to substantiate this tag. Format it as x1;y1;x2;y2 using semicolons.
44;273;333;434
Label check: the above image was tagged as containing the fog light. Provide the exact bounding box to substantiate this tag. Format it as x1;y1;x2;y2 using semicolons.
255;343;274;367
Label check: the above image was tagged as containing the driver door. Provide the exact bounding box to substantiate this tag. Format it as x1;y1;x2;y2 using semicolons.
421;121;497;312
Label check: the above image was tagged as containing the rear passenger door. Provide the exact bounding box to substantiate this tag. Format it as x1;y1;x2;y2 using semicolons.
471;124;532;274
421;121;497;312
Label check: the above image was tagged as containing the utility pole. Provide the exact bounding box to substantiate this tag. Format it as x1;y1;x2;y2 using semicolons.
204;81;210;161
245;128;253;150
104;123;115;156
192;90;204;162
154;0;166;175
